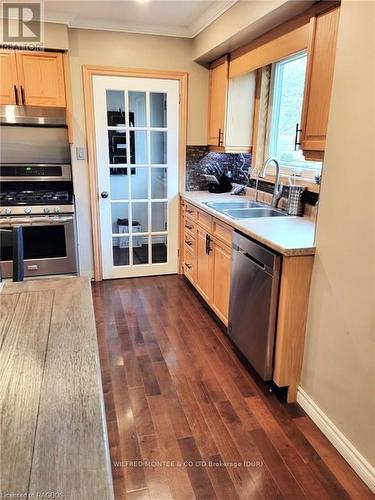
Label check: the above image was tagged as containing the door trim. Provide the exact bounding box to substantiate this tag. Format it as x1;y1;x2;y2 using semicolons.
82;65;188;281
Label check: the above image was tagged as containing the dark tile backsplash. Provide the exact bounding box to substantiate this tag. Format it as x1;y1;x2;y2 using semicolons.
185;145;319;206
185;146;251;191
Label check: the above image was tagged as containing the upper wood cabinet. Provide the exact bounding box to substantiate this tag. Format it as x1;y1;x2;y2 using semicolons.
207;55;257;153
207;56;229;147
0;51;18;104
16;52;66;107
0;50;66;107
300;6;340;160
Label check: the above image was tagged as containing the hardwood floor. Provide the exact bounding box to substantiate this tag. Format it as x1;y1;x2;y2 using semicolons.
92;275;372;500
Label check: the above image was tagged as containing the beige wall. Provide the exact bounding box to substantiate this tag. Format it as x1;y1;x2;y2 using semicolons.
301;0;375;466
67;28;209;275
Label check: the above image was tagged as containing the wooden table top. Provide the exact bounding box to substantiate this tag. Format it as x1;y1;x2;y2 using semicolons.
0;277;114;500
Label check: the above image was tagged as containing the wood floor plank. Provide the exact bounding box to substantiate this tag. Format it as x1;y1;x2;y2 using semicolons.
128;386;155;437
205;454;240;500
177;436;216;500
137;354;161;397
251;428;307;499
215;400;284;499
147;395;196;500
111;365;147;493
153;360;192;439
295;416;373;499
92;276;371;500
246;396;332;499
138;434;173;500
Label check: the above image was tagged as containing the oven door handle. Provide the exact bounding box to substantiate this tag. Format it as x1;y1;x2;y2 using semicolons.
0;216;73;226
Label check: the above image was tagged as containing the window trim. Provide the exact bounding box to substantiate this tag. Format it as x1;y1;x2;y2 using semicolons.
266;50;322;177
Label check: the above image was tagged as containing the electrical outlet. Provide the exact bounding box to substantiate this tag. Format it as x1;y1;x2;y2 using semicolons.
76;147;85;160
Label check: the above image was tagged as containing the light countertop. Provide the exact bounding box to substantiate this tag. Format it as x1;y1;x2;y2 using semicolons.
181;191;316;256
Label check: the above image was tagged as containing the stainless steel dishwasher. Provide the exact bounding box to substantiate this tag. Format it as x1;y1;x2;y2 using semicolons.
228;231;281;380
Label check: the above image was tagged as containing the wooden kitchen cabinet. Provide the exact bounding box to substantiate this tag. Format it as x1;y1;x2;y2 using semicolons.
181;200;233;325
0;51;18;104
16;51;66;107
207;55;229;147
195;226;212;303
300;6;340;160
207;54;257;153
211;238;232;324
0;49;66;107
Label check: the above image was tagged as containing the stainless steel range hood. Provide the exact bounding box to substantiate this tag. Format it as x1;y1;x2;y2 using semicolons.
0;104;67;126
0;105;71;164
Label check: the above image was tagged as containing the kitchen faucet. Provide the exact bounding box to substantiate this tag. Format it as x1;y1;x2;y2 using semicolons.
259;157;283;208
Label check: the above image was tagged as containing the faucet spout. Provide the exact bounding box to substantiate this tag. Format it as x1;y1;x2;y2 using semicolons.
259;157;283;208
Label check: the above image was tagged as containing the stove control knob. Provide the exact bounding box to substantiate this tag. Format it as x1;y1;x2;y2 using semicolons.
54;207;61;214
43;207;50;214
4;208;12;215
24;207;32;214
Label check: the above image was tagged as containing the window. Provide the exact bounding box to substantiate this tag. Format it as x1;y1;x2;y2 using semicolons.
268;52;322;174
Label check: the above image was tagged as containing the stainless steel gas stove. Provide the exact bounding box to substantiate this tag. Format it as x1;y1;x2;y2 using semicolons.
0;105;78;278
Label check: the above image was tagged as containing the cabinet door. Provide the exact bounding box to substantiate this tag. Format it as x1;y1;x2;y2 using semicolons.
195;227;212;302
300;6;340;159
0;51;18;104
211;239;232;325
16;51;66;107
207;56;229;147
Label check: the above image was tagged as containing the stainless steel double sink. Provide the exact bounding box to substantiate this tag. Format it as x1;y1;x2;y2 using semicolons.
204;200;287;220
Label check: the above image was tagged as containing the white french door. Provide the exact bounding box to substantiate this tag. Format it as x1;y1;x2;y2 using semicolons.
93;76;179;279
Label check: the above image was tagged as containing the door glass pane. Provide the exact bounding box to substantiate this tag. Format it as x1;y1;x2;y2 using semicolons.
152;235;167;263
111;203;129;234
151;131;167;164
108;130;127;164
129;91;146;127
151;168;167;199
106;90;125;126
151;93;167;128
131;168;148;200
133;236;149;265
130;131;148;164
112;236;129;266
110;170;129;200
151;202;167;232
131;202;148;233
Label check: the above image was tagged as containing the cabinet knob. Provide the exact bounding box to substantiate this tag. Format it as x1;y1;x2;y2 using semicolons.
100;191;109;199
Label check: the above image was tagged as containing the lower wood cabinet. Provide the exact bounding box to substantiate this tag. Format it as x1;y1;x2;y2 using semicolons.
211;238;232;324
181;198;315;403
182;201;232;325
195;226;212;303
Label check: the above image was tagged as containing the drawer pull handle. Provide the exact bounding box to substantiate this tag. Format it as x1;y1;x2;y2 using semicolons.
185;240;192;246
185;263;192;270
185;225;192;230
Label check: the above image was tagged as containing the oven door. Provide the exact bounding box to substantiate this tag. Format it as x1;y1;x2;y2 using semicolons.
0;215;77;278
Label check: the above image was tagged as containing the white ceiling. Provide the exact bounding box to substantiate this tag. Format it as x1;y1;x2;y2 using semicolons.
40;0;239;38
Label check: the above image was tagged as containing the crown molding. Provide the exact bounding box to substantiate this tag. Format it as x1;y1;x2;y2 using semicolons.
39;1;239;39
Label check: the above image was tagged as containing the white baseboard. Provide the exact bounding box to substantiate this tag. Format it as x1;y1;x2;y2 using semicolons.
297;387;375;494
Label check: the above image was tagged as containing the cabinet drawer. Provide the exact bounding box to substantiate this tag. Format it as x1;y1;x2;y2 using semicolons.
196;209;212;232
185;202;197;220
212;219;233;246
184;235;195;253
184;246;196;283
183;218;196;239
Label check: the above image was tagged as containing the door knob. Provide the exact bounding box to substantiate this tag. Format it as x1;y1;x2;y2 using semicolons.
100;191;109;199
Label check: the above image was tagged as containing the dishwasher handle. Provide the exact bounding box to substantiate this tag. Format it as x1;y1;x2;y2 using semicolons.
239;250;266;270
